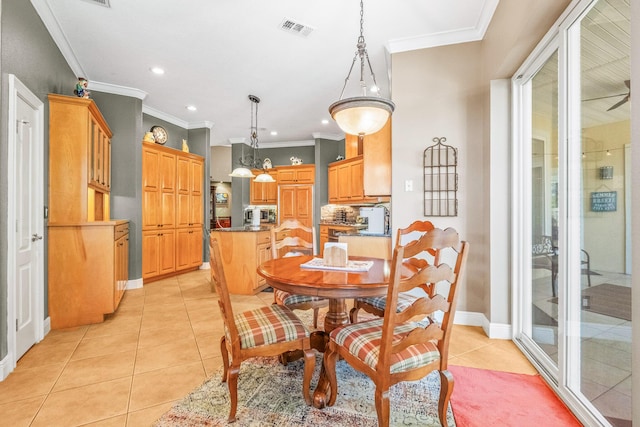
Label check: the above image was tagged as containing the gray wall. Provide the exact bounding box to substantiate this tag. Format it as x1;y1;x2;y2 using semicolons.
91;92;144;279
0;0;77;360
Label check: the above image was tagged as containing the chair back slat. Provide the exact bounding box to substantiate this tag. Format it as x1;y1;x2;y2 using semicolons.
209;239;240;347
377;227;469;372
270;219;317;259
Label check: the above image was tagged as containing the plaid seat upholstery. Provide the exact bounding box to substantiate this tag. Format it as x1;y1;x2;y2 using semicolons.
330;318;440;374
231;304;310;349
355;292;418;313
275;289;325;306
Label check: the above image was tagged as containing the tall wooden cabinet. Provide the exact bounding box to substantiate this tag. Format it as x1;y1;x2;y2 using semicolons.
47;94;129;329
142;142;204;281
250;169;278;204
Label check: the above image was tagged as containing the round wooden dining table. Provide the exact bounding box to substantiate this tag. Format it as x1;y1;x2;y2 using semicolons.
257;255;391;408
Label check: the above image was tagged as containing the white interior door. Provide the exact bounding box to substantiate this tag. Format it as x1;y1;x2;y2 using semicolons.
8;75;45;364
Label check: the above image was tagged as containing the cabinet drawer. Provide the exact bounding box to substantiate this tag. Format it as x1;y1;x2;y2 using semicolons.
115;222;130;240
256;231;271;245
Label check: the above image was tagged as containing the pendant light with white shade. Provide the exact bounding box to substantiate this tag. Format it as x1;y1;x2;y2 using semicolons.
229;95;275;182
328;0;395;136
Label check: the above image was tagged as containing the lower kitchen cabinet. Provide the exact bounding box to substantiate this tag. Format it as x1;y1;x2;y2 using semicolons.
142;229;176;279
210;230;272;294
48;221;129;329
176;227;203;271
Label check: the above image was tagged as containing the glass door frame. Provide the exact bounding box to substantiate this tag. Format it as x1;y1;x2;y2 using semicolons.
511;0;620;425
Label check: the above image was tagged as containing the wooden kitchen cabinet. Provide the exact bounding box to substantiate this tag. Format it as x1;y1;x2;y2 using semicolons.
319;225;329;255
176;227;203;271
250;169;278;204
48;221;129;329
176;155;204;228
279;184;313;227
330;118;391;203
48;94;129;329
276;165;315;184
142;229;176;278
142;142;204;281
329;157;378;204
210;230;272;294
48;94;113;223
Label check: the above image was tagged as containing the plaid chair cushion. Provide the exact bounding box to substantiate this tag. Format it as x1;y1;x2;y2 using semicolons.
231;304;310;349
330;318;440;374
275;289;325;306
355;292;417;312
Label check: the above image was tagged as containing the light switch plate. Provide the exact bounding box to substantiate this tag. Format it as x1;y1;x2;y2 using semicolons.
405;180;413;191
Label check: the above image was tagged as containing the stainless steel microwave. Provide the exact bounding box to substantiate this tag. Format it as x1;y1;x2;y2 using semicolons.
244;206;277;224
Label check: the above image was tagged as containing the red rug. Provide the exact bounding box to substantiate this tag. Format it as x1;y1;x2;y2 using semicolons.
449;365;582;427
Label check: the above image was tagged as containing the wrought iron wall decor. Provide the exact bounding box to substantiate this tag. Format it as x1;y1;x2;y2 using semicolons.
423;137;458;216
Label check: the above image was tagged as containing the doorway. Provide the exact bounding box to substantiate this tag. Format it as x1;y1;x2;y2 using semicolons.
5;74;45;376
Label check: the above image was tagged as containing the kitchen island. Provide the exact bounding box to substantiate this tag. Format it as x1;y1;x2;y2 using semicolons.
210;226;274;294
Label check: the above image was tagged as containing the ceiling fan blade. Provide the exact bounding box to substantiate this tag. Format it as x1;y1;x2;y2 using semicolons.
607;95;629;111
582;93;626;102
624;79;631;89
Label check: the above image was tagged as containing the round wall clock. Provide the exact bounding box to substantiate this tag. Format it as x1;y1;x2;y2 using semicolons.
150;125;168;145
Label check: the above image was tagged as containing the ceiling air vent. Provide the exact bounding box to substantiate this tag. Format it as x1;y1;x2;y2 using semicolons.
81;0;111;7
279;18;314;38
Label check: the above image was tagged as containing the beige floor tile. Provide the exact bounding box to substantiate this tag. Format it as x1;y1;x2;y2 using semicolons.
0;395;45;426
126;400;177;426
15;341;77;370
79;414;127;426
202;356;224;378
40;326;88;346
53;350;136;392
183;296;217;311
451;342;538;375
31;377;131;427
134;337;201;374
194;332;220;359
137;320;194;349
448;325;492;356
140;307;189;330
141;300;186;314
129;361;206;411
0;364;64;404
83;312;142;339
71;332;139;361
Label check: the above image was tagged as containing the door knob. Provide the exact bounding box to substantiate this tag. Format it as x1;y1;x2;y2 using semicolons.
31;233;43;242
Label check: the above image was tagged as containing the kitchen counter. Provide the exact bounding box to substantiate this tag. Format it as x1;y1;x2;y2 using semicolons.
213;225;273;232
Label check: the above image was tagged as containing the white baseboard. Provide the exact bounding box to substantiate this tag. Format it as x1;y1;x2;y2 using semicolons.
43;317;51;337
0;354;13;381
199;262;210;270
126;278;143;290
454;310;513;340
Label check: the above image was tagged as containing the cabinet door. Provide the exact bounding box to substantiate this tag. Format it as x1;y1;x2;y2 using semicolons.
279;186;296;222
350;160;365;200
295;186;313;227
295;167;314;183
256;242;272;288
337;163;352;201
176;227;202;270
114;233;128;308
142;231;160;278
159;230;176;275
328;166;338;202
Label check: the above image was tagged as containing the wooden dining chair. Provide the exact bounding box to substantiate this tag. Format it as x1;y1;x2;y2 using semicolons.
324;227;468;427
350;220;437;323
209;238;315;423
270;219;328;329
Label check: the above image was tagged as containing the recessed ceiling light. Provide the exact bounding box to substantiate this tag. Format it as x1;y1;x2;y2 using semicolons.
321;119;329;125
270;131;278;136
150;67;165;75
186;105;197;112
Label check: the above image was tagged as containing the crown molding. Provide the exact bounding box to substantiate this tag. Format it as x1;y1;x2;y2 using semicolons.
387;0;499;53
188;121;215;130
312;132;344;141
31;0;87;78
90;81;147;100
142;105;189;129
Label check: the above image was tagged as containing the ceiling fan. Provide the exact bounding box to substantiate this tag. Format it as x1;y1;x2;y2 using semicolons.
582;80;631;111
606;80;630;111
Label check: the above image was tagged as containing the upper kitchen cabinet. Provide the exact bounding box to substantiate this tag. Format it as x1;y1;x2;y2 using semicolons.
250;169;278;204
142;145;176;229
329;118;391;203
176;155;204;228
276;165;315;184
48;94;113;222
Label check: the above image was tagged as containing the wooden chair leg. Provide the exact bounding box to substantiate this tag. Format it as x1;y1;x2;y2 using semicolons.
227;365;240;423
349;306;359;324
302;348;316;405
313;307;319;329
374;385;390;427
220;336;229;383
438;369;455;427
324;346;340;407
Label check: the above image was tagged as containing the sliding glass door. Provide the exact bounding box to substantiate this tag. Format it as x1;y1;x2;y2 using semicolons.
513;0;631;425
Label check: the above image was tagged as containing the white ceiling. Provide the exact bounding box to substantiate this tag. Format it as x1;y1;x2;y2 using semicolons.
31;0;499;146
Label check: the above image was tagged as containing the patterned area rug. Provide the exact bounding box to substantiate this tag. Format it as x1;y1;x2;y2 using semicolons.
154;355;456;426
